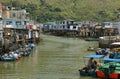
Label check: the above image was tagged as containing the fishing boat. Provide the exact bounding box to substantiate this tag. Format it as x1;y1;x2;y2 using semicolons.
85;38;99;41
78;54;104;77
0;54;16;61
18;45;32;57
9;51;21;60
19;49;30;56
87;46;96;51
29;43;36;49
96;54;120;79
96;62;120;79
95;48;109;56
0;50;22;61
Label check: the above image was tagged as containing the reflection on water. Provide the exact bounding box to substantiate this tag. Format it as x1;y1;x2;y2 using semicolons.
0;34;98;79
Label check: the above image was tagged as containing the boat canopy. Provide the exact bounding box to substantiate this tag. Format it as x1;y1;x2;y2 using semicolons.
103;58;120;62
111;42;120;45
84;54;104;59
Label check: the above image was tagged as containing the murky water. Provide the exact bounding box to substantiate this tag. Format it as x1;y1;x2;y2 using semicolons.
0;34;99;79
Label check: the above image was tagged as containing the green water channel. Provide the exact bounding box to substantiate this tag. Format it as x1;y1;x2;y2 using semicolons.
0;34;99;79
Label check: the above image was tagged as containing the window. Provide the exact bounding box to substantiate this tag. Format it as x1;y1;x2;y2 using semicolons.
12;13;16;17
16;21;21;25
6;21;12;25
73;26;76;29
67;26;70;29
63;25;65;28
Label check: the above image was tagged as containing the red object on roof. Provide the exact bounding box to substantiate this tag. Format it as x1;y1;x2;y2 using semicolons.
29;25;33;29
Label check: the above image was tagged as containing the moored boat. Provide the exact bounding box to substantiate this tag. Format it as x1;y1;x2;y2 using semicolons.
18;49;30;56
78;54;104;77
0;51;22;61
96;62;120;79
87;46;96;51
0;54;16;61
29;43;36;49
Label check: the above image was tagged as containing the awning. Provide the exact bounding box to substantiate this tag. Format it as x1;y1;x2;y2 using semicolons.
84;54;104;59
103;58;120;62
111;42;120;45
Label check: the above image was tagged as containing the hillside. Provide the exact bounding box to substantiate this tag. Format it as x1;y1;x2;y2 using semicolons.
0;0;120;23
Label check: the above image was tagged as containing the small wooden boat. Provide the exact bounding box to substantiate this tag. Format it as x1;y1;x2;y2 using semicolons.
79;68;96;76
19;50;30;56
96;62;120;79
18;47;31;56
78;54;104;77
10;51;21;60
29;43;35;49
0;54;16;61
87;47;96;51
97;55;120;79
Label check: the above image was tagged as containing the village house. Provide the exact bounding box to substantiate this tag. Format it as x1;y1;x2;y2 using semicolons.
0;4;41;52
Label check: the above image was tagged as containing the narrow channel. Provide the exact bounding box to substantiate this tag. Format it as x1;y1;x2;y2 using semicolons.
0;34;98;79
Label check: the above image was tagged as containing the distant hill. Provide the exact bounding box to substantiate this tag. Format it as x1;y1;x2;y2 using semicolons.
1;0;120;23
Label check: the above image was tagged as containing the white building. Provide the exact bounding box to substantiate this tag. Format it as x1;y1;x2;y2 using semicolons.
102;22;113;29
10;9;28;20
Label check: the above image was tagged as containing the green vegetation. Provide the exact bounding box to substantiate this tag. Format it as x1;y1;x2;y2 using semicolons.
1;0;120;23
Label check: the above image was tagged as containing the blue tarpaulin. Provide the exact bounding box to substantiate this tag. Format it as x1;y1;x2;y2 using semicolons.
103;58;120;62
84;54;104;59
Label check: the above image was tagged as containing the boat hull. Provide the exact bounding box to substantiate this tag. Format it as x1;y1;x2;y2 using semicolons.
0;57;16;61
96;70;118;79
79;69;96;77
